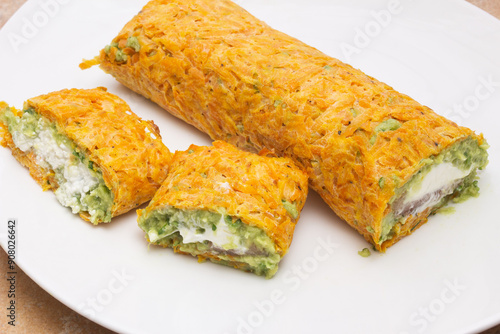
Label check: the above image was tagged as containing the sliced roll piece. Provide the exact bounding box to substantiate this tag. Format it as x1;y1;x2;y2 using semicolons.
0;87;172;223
137;140;308;278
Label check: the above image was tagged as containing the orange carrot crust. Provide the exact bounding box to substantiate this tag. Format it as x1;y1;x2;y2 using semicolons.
137;140;309;257
86;0;486;248
0;88;172;222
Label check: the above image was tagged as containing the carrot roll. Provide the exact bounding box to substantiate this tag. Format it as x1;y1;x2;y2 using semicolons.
0;88;172;223
83;0;488;249
137;141;308;278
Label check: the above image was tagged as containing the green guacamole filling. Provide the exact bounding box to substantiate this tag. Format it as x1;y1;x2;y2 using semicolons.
378;137;488;244
1;107;113;223
138;206;281;278
126;36;141;52
104;36;141;63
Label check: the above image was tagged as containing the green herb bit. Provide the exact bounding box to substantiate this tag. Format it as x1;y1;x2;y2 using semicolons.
410;220;422;232
378;177;385;189
282;200;298;219
435;206;456;215
229;218;242;228
158;224;168;235
104;42;119;54
370;118;402;145
72;150;85;163
115;49;128;62
358;248;371;257
126;36;141;52
23;108;36;115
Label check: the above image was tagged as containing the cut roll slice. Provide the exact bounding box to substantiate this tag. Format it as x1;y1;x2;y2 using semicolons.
2;107;113;222
376;137;488;247
139;207;282;277
137;141;308;278
0;88;172;223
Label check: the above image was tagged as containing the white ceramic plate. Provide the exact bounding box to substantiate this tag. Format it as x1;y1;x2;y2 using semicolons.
1;1;499;333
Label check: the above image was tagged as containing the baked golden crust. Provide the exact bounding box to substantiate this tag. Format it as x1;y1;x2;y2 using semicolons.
1;88;172;222
138;140;308;256
86;0;486;248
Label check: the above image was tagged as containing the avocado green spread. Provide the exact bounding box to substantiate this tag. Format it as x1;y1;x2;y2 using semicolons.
378;137;488;244
104;36;141;63
1;107;113;223
138;206;281;278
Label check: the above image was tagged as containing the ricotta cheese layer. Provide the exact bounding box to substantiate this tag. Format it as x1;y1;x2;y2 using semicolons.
147;209;249;254
11;115;100;216
400;162;472;216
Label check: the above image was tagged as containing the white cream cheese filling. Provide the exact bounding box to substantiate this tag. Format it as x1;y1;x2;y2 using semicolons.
12;118;99;213
401;162;472;216
147;211;249;254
